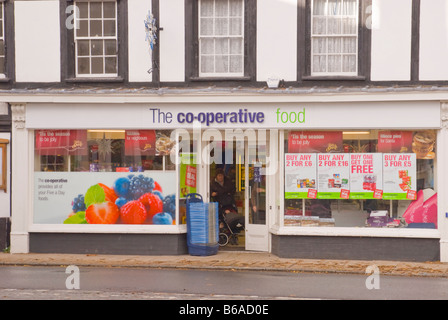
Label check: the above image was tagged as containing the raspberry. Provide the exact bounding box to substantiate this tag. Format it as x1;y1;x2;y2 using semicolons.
120;200;147;224
139;192;163;223
85;202;120;224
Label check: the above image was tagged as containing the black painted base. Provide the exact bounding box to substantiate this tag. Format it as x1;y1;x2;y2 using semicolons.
0;218;10;251
271;234;440;262
30;233;188;255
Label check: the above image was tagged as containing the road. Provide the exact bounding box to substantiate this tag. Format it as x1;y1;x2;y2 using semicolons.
1;265;448;301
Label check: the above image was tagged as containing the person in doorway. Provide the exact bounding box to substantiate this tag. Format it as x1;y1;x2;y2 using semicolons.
210;169;236;213
211;169;244;235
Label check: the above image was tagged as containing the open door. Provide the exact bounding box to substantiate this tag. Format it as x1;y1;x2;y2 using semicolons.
245;138;269;251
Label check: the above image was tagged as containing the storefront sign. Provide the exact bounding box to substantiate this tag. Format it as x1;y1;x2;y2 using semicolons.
288;131;343;153
125;130;156;156
317;153;350;199
382;153;417;200
35;130;87;155
349;153;383;199
26;101;441;130
284;153;317;199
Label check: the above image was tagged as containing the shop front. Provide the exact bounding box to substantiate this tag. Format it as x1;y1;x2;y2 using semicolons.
9;99;444;261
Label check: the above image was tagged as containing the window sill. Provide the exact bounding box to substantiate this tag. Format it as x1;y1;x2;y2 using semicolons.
65;76;124;83
302;75;366;81
189;76;251;82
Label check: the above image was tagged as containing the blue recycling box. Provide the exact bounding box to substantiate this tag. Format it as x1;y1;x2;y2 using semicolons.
186;193;219;256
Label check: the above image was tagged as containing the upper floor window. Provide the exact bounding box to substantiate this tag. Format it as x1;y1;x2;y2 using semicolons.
311;0;359;76
199;0;244;77
74;0;118;77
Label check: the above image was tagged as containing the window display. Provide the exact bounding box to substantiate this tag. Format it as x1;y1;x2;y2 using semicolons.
34;129;177;225
283;130;437;229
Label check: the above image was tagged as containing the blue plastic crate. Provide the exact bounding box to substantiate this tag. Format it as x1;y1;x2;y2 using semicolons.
186;194;219;256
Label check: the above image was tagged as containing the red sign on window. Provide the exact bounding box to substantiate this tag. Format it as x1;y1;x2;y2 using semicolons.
307;189;317;199
35;130;87;155
340;189;350;199
373;189;383;199
288;131;343;153
125;130;156;156
377;131;413;153
185;165;197;188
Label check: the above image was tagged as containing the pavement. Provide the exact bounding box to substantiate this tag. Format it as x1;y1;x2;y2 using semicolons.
1;250;448;278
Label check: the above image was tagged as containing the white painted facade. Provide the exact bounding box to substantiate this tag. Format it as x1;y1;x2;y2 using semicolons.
3;0;448;261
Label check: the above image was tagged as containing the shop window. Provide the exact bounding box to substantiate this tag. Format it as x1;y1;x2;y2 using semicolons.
283;130;437;229
34;129;177;226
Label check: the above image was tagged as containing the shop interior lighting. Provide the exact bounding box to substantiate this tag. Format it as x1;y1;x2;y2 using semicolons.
342;131;371;135
87;130;126;133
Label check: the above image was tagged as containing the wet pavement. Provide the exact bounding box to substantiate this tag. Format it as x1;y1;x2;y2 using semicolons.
1;251;447;278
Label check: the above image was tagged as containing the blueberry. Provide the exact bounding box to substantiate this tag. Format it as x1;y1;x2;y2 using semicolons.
114;177;131;197
115;197;128;208
163;194;175;216
152;212;173;225
71;194;86;212
153;190;164;201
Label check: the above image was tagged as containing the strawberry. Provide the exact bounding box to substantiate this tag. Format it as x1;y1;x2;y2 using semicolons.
139;192;164;223
153;181;162;192
85;201;120;224
120;200;147;224
98;183;118;203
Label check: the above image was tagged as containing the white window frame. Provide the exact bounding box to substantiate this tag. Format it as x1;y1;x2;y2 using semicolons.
310;0;359;76
198;0;245;78
74;0;118;78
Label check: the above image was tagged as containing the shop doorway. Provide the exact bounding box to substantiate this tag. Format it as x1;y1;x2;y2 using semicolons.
206;130;269;251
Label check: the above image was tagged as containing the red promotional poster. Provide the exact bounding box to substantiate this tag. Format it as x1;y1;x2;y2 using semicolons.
185;165;197;188
377;131;413;153
340;189;350;199
35;130;87;155
125;130;156;156
288;131;343;153
373;189;383;199
307;189;317;199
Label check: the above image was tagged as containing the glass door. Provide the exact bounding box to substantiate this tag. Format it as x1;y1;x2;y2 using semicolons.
245;136;269;251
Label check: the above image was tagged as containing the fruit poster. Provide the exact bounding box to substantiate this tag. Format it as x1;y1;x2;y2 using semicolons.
284;153;317;199
349;153;383;199
317;153;350;199
34;171;176;225
382;153;417;200
179;153;197;198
